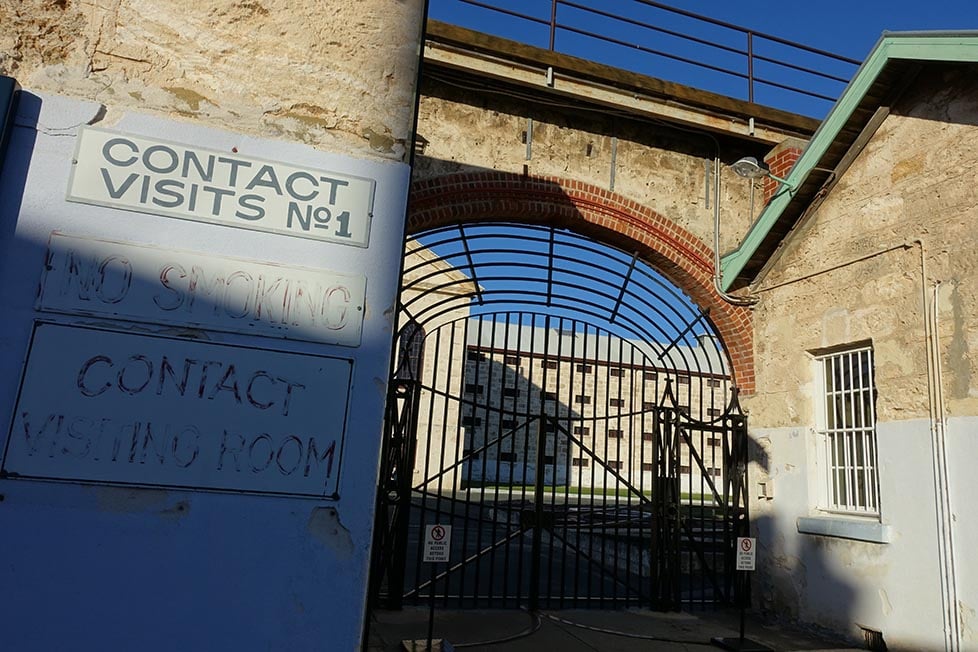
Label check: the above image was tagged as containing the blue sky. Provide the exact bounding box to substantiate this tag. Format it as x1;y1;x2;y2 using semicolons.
428;0;978;116
674;0;978;59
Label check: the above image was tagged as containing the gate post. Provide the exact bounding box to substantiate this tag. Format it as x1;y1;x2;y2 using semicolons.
652;396;682;610
726;389;752;608
370;325;426;609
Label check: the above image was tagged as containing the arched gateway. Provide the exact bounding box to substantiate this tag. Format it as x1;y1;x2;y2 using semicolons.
408;173;754;391
370;172;753;611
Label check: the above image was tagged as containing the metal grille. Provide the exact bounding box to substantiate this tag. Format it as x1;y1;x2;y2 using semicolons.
429;0;861;117
371;223;750;611
819;346;879;514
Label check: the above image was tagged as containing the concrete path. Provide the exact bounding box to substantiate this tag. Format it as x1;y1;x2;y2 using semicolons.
366;607;863;652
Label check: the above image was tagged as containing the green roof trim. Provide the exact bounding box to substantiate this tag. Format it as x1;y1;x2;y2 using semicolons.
720;32;978;292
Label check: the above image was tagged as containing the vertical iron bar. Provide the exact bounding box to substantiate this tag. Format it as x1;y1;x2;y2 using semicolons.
529;320;547;612
437;321;459;605
549;0;558;50
747;32;755;103
459;318;474;606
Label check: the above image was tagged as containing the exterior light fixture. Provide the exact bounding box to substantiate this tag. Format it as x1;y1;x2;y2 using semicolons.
731;156;796;190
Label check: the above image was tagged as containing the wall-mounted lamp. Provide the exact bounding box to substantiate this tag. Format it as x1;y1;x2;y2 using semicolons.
731;156;796;190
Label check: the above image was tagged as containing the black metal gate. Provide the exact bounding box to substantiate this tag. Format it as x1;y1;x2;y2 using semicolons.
370;224;750;611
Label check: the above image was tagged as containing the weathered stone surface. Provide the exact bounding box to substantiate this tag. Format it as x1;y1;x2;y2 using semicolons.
413;77;762;254
746;67;978;425
745;65;978;650
0;0;424;161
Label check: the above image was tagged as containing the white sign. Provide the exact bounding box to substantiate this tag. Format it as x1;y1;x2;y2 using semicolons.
2;322;352;498
38;233;366;347
736;537;756;571
67;127;376;247
423;524;452;563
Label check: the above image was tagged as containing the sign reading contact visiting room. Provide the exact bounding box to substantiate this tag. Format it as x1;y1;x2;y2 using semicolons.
67;127;376;247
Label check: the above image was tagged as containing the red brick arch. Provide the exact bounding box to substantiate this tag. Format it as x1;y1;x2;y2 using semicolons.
407;172;754;393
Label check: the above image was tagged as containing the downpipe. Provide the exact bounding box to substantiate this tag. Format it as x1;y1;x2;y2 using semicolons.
916;239;961;652
712;156;758;307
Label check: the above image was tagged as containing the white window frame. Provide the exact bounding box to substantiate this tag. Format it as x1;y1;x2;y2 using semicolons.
813;345;880;517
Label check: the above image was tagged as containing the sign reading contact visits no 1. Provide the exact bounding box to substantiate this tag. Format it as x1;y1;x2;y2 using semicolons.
67;127;376;247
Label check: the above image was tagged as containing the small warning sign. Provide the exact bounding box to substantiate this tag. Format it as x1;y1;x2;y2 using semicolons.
423;524;452;563
736;537;756;571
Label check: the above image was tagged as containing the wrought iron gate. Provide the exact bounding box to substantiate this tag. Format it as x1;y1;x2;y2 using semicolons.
370;224;750;611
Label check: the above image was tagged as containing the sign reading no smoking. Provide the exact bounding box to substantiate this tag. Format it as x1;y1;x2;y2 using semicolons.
423;524;452;563
736;537;756;571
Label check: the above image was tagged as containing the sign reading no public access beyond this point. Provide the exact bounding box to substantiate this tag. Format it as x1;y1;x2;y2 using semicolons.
736;537;756;571
423;525;452;563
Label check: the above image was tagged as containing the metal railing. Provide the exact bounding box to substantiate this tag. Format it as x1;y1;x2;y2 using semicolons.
429;0;862;117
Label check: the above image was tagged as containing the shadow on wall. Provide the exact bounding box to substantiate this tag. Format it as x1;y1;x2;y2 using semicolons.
751;513;870;649
0;91;384;499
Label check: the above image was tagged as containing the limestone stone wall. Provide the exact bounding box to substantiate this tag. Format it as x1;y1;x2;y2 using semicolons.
413;77;761;254
747;66;978;426
1;0;424;162
745;66;978;648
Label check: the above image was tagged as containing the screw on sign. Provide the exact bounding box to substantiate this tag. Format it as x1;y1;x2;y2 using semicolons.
736;536;756;571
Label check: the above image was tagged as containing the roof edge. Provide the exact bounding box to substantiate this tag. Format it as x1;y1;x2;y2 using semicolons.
720;31;978;291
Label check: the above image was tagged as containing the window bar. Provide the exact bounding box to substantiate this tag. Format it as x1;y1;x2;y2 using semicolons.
845;351;860;512
826;357;840;510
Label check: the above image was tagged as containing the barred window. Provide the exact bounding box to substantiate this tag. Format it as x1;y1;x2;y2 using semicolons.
817;346;879;514
609;398;625;407
609;368;625;377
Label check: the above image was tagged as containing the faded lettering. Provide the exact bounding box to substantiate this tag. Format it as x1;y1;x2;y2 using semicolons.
4;324;351;497
40;235;364;347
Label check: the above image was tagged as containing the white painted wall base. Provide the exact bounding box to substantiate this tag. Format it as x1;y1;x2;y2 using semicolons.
750;416;976;650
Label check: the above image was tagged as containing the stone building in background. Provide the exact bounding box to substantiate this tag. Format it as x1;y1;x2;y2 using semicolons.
723;33;978;651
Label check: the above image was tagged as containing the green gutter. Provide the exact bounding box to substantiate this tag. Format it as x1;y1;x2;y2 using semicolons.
720;32;978;292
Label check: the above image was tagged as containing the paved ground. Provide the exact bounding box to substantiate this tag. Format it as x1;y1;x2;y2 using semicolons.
366;607;862;652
